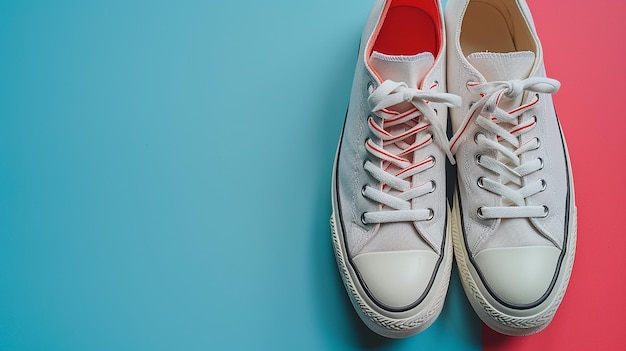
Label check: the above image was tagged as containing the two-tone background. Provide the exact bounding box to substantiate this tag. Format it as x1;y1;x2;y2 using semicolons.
1;0;624;349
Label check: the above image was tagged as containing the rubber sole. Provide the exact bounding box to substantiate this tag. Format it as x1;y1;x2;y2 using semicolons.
450;146;577;335
330;211;453;338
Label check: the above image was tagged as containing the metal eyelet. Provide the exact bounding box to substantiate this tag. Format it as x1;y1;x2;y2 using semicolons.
538;157;544;170
429;180;437;193
426;208;434;221
429;155;436;167
360;212;368;225
476;207;485;219
535;93;540;101
474;132;483;144
366;81;374;94
475;154;482;165
469;101;475;109
361;185;367;197
433;108;438;115
541;205;549;218
535;137;541;149
540;179;547;192
477;176;485;188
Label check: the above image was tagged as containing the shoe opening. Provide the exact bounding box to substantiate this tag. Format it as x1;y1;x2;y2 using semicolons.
370;0;441;57
460;0;536;55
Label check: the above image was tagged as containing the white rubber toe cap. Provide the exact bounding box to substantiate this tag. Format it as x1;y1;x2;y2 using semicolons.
474;246;561;306
353;250;439;310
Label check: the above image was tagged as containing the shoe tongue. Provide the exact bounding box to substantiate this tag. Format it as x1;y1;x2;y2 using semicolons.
370;51;435;88
367;52;436;251
467;52;539;239
466;51;535;81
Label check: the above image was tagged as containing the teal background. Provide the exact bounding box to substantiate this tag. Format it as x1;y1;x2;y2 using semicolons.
0;0;482;349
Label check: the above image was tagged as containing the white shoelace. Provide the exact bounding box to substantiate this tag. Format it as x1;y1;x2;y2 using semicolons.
449;77;561;219
361;80;461;224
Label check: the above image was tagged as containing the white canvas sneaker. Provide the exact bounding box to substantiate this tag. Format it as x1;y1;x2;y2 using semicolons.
445;0;577;336
330;0;459;338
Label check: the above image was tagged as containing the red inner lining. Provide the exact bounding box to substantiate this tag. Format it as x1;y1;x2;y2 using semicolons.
371;0;440;56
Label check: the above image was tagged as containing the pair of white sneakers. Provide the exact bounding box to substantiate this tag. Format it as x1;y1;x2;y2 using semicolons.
330;0;576;338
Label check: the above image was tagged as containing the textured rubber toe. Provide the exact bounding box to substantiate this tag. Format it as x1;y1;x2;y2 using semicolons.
475;246;560;307
353;250;439;309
